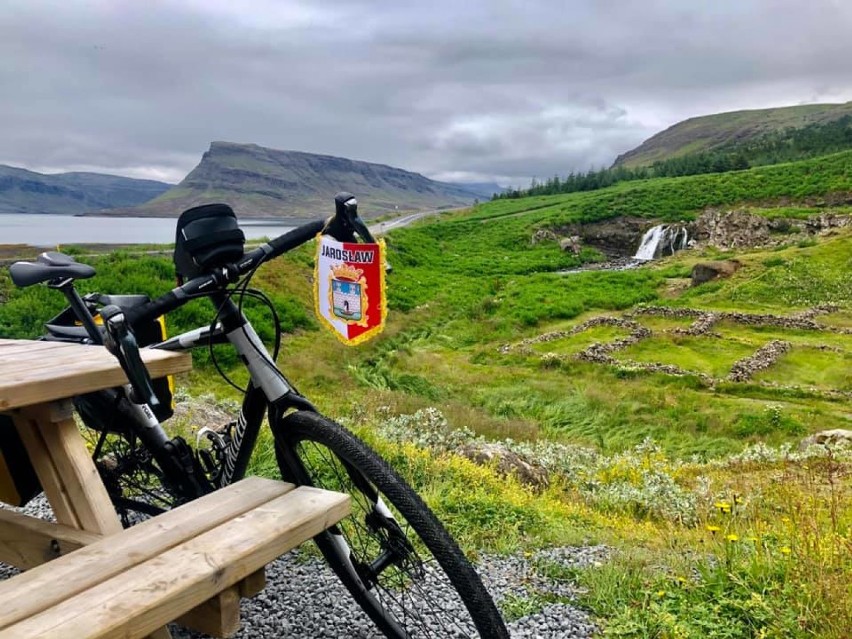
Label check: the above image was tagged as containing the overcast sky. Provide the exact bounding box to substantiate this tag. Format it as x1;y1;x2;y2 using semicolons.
1;0;851;187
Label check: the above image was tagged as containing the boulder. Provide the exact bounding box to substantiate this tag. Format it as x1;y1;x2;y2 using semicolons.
530;229;558;245
458;442;550;489
559;235;582;254
799;429;852;451
691;260;741;286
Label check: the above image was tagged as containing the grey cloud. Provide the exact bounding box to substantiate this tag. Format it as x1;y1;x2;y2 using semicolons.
1;0;851;188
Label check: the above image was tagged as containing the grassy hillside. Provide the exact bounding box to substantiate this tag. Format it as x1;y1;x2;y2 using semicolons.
1;154;850;638
614;101;852;168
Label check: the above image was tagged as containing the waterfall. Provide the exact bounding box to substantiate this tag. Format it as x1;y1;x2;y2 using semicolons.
633;224;690;260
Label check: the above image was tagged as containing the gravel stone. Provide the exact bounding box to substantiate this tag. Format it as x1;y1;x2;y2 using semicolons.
1;495;603;638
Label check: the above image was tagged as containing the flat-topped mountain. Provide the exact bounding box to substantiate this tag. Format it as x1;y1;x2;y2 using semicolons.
0;165;171;215
111;142;487;218
614;101;852;168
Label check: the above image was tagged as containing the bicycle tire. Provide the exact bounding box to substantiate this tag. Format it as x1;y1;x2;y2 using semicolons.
273;410;509;639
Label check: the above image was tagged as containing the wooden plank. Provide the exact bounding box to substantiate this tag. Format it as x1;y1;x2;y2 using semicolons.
176;587;242;638
0;340;191;411
1;487;351;639
0;342;64;357
0;509;101;570
21;404;123;535
0;477;293;631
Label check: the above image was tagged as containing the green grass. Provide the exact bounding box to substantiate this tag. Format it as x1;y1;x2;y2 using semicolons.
755;347;852;391
617;335;757;378
527;325;631;356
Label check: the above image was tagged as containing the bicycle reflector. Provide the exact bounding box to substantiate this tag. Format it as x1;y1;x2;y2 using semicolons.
174;203;246;281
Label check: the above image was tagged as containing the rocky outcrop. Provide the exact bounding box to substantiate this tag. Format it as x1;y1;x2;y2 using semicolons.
799;429;852;451
692;208;852;250
530;229;558;245
802;212;852;233
559;236;582;255
103;141;482;218
693;209;770;248
691;260;741;286
458;442;550;489
549;217;650;257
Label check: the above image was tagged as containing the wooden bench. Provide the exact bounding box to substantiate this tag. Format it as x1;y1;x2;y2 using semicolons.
0;339;350;637
0;476;350;638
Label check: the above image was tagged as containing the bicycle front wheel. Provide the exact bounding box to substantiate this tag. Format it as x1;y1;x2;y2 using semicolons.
273;410;508;639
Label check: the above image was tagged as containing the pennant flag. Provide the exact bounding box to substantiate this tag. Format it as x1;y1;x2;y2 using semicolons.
314;234;387;345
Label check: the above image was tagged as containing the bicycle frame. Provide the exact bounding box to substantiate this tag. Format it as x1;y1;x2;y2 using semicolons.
151;292;309;490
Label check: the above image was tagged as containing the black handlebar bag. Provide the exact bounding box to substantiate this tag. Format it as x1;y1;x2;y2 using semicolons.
174;203;245;282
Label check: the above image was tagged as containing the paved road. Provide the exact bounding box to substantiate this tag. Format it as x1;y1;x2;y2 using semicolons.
371;207;464;235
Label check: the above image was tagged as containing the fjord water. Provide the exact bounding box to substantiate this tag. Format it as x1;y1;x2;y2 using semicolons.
0;214;294;246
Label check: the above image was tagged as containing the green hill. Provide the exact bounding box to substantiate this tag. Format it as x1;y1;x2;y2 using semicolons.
614;101;852;168
0;165;171;215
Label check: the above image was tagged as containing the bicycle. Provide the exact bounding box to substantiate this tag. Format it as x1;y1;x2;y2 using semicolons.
7;193;509;639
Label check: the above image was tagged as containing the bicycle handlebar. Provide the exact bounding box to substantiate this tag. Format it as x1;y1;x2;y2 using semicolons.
103;194;381;409
124;218;328;329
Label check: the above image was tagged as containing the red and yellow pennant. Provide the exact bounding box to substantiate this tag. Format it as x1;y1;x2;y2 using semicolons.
314;234;387;346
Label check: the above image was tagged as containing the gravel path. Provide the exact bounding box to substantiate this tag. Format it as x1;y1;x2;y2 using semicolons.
1;495;603;638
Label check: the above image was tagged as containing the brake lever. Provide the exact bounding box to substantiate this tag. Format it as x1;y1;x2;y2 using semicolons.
100;304;161;410
333;192;392;272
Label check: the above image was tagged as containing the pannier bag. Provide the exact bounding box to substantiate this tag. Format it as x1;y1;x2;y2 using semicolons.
0;415;41;506
174;203;245;282
44;303;176;423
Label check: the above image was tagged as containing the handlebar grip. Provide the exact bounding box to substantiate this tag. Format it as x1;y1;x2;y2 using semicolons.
100;305;161;410
267;220;326;259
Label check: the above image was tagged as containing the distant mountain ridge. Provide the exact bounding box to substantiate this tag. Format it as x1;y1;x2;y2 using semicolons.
614;101;852;168
0;164;171;215
109;142;488;218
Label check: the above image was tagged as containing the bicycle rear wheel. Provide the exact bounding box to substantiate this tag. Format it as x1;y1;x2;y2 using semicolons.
273;410;508;639
75;390;179;526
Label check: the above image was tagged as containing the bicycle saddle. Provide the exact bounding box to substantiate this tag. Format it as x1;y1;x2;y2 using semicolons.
9;252;96;288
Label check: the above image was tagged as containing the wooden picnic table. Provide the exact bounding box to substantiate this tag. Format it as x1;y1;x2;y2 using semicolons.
0;338;350;638
0;337;193;541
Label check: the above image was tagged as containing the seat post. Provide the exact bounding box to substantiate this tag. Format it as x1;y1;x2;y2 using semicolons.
53;281;104;345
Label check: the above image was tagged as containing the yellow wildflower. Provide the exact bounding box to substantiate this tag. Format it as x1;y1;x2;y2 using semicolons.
726;534;739;542
706;525;721;533
780;546;792;555
656;590;666;598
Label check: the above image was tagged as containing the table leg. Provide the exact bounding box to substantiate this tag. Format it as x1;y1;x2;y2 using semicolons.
13;400;174;638
13;400;123;535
